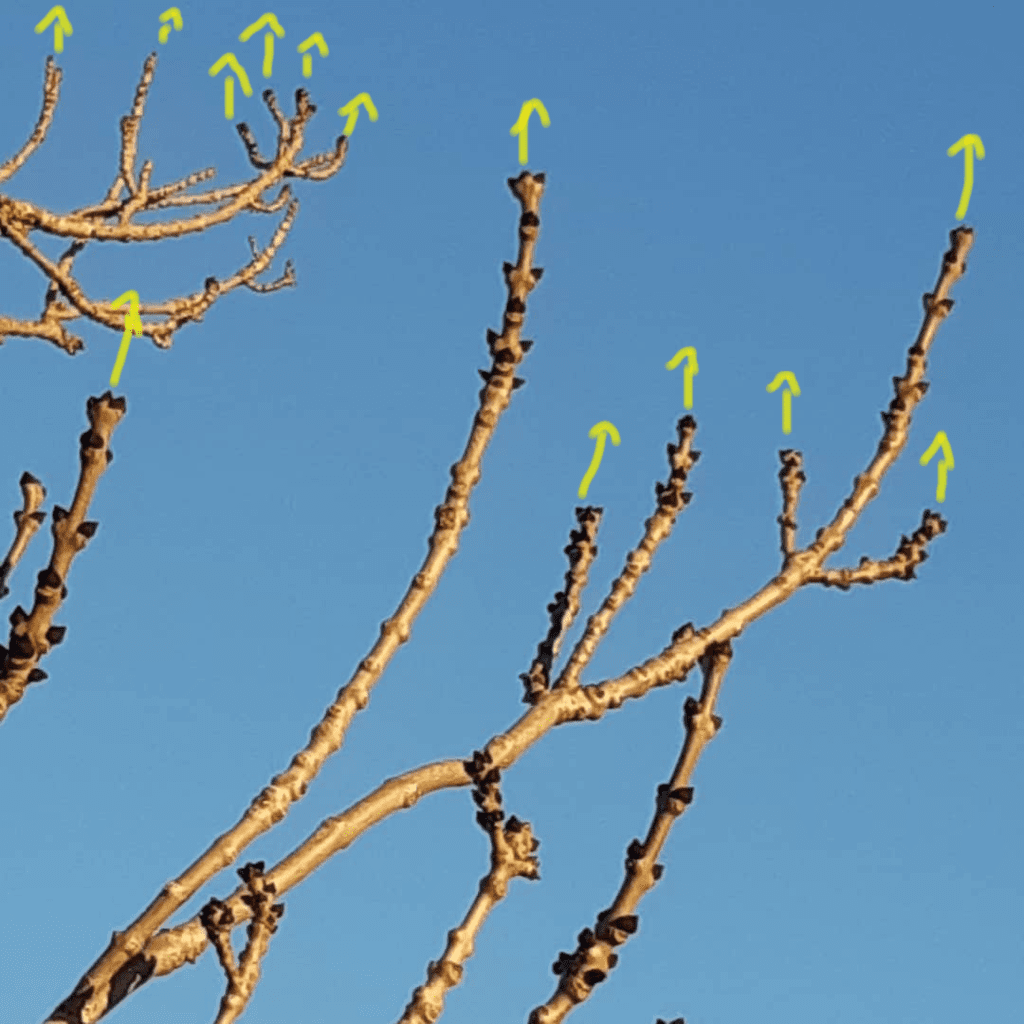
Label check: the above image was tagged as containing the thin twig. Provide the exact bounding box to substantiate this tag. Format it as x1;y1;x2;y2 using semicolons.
529;643;730;1022
397;750;540;1023
520;505;603;703
0;393;126;723
0;472;48;599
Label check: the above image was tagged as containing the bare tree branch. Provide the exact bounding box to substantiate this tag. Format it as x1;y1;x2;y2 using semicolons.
200;862;285;1024
520;506;603;703
44;171;548;1024
41;211;973;1021
777;448;806;561
0;472;48;600
0;56;62;186
529;642;730;1022
0;54;347;353
552;415;701;694
806;508;946;588
397;751;540;1023
0;393;126;723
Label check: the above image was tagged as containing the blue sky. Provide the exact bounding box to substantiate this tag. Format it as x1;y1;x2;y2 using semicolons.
1;2;1021;1022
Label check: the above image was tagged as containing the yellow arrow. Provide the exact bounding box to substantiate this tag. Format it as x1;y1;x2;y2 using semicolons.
109;291;144;387
766;371;801;435
578;421;621;499
239;13;285;78
298;32;328;78
947;134;985;220
919;430;955;503
337;93;379;137
510;99;550;166
209;54;253;119
158;7;183;44
665;347;699;409
34;6;73;53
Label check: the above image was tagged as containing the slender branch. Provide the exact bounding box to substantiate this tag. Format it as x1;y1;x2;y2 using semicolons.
0;57;62;185
68;166;217;219
529;643;730;1023
777;448;806;563
0;472;48;600
520;506;603;704
0;197;301;349
806;228;973;566
114;53;158;199
806;508;946;588
200;862;285;1024
553;415;700;692
0;394;126;724
397;750;540;1023
0;76;340;244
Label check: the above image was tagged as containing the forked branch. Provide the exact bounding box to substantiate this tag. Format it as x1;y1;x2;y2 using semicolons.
0;53;347;353
43;212;973;1022
45;171;548;1024
200;862;285;1024
0;393;126;724
529;642;730;1023
397;750;541;1023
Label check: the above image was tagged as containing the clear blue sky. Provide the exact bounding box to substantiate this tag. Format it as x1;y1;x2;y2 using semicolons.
2;2;1020;1022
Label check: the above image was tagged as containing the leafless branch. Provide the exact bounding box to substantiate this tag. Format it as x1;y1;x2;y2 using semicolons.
42;208;973;1021
0;53;347;353
0;472;48;600
45;170;548;1024
529;642;730;1022
200;862;285;1024
520;505;603;703
0;393;126;723
397;750;540;1023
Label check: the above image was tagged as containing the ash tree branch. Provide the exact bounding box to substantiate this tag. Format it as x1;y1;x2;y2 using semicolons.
43;219;973;1021
397;750;540;1024
200;862;285;1024
528;642;730;1023
0;53;347;353
0;472;47;600
126;227;972;1006
806;508;946;588
520;505;603;703
777;448;806;562
0;394;126;725
45;172;548;1024
552;415;701;695
0;56;62;186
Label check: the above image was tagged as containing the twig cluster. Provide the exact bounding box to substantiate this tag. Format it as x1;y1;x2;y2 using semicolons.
200;862;285;1024
0;52;347;353
33;163;972;1021
4;56;975;1024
